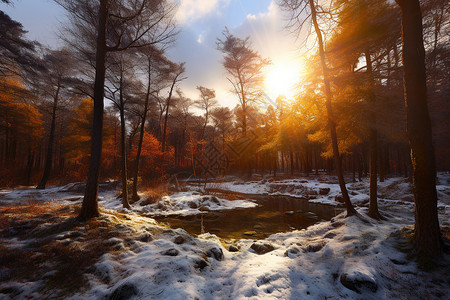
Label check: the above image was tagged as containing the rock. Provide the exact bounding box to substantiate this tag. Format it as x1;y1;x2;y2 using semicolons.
243;231;257;236
340;272;377;293
174;235;185;244
138;232;153;242
303;242;325;253
323;232;337;239
284;247;300;258
319;188;330;195
228;245;239;252
157;202;169;210
188;201;198;209
161;248;179;256
206;247;224;261
105;238;124;250
65;196;82;202
108;283;138;300
331;221;344;228
250;243;275;254
253;224;264;230
198;206;211;211
193;258;208;270
335;195;344;203
209;196;220;205
285;211;295;215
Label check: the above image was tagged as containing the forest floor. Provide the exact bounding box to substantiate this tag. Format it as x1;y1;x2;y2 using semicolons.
0;173;449;299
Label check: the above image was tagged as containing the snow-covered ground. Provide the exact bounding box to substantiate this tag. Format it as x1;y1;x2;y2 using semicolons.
0;173;449;299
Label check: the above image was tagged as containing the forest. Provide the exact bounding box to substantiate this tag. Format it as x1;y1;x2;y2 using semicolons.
0;0;449;299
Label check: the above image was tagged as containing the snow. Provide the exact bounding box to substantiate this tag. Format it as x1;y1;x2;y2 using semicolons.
0;173;449;299
103;192;258;217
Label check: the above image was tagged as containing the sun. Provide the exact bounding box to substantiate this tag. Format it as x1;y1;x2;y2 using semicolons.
264;59;302;100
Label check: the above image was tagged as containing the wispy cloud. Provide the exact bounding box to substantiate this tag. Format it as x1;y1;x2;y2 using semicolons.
176;0;228;24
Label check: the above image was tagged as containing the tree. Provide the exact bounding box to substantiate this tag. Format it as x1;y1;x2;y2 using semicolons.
161;62;186;153
130;46;169;201
57;0;177;220
329;0;400;219
62;98;117;178
36;48;76;189
0;11;39;78
217;29;269;177
395;0;442;256
195;86;217;140
217;29;270;137
279;0;356;215
0;77;43;185
172;90;194;167
104;52;140;209
211;106;232;150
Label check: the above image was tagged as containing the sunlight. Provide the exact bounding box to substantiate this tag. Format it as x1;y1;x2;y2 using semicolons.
264;58;302;100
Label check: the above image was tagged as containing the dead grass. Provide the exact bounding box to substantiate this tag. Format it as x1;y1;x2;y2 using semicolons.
134;186;168;206
0;201;160;298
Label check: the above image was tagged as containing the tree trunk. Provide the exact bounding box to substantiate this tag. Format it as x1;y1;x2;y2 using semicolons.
37;84;60;189
309;0;356;216
25;148;34;186
79;0;107;220
132;57;152;202
396;0;441;256
162;76;177;152
119;104;130;209
365;52;381;219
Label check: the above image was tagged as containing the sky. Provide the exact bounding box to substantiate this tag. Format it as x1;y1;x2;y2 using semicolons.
2;0;306;108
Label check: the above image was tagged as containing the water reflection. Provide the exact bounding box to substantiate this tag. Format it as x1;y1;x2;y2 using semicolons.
154;195;341;240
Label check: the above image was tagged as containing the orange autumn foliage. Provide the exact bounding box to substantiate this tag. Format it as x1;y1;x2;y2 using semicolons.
62;99;118;180
130;132;173;181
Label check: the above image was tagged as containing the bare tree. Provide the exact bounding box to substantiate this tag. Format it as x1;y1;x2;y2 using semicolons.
279;0;356;215
161;62;186;153
130;46;171;201
56;0;177;220
104;52;141;208
36;48;76;189
195;86;218;140
395;0;442;257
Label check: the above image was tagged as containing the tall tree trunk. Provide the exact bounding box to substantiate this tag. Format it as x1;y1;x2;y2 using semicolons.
119;102;130;209
37;84;60;189
132;57;152;202
365;52;381;219
79;0;107;220
309;0;356;216
25;148;34;186
396;0;441;256
162;76;177;152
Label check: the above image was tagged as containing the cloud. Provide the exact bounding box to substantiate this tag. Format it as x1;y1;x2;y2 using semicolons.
176;0;228;24
169;1;303;108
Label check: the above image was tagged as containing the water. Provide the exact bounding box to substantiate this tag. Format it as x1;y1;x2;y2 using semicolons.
154;194;341;240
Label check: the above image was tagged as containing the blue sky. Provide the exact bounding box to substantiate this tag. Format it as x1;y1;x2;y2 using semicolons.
2;0;304;107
